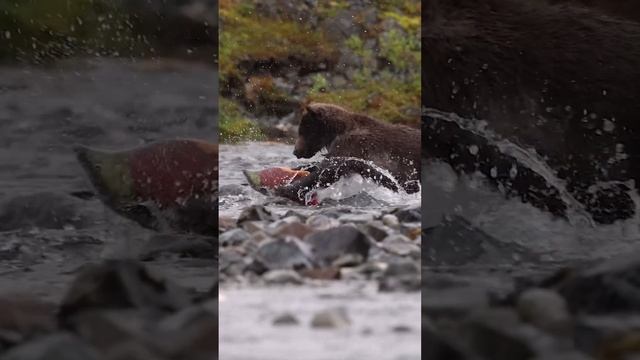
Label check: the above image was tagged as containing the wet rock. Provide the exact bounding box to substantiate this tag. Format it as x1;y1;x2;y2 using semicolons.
270;221;314;240
250;231;271;244
391;325;413;333
392;206;421;223
250;238;313;273
381;214;399;228
360;221;389;242
305;226;370;267
379;261;421;292
0;192;91;231
338;212;375;223
547;251;640;314
331;253;365;268
305;214;340;230
311;307;350;329
138;234;216;260
272;313;300;327
58;260;193;325
219;229;251;247
300;267;341;280
423;215;538;266
241;221;266;235
282;210;307;222
218;216;236;232
237;205;274;226
381;234;421;259
340;262;387;281
517;288;572;337
219;247;246;278
0;332;102;360
262;269;303;285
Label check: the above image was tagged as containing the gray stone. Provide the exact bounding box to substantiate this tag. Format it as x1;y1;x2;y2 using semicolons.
311;307;350;329
305;214;339;230
219;228;251;247
381;214;399;227
251;238;314;272
262;269;303;285
273;313;300;326
517;288;572;337
237;205;274;226
305;225;370;267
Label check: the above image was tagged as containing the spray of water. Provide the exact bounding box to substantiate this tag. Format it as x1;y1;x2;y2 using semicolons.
424;108;597;227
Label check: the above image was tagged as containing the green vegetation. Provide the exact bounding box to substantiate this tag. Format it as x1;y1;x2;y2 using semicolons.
220;0;421;141
308;76;420;125
219;0;337;82
220;98;264;143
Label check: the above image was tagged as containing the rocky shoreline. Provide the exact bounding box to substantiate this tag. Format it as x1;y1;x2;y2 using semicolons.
218;204;421;359
422;216;640;360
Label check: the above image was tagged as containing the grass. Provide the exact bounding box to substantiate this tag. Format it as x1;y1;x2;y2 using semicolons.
0;0;141;62
219;98;264;143
307;75;421;126
219;0;337;82
219;0;421;140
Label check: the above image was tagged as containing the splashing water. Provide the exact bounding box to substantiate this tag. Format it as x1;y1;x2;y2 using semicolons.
219;142;421;218
425;108;597;227
423;109;640;261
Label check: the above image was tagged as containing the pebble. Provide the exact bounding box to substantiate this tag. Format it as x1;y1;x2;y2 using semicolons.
381;214;399;227
262;269;303;285
273;313;300;326
310;307;351;329
517;288;572;336
220;228;251;247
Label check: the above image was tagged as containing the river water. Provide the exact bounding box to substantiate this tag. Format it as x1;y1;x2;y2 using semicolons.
0;58;217;301
218;142;421;360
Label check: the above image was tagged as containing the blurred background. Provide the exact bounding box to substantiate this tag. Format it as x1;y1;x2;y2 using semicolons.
0;0;216;63
0;2;218;359
218;0;420;143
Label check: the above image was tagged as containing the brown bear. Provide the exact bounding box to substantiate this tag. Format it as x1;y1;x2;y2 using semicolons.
423;0;640;223
275;102;421;203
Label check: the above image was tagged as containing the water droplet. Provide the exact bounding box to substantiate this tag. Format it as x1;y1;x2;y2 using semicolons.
509;165;518;179
603;119;615;132
468;145;479;155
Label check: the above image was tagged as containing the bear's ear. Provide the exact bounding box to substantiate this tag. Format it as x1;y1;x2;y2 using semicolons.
299;99;313;116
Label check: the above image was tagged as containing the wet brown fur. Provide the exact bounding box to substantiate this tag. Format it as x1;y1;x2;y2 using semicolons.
294;102;421;192
423;0;640;222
